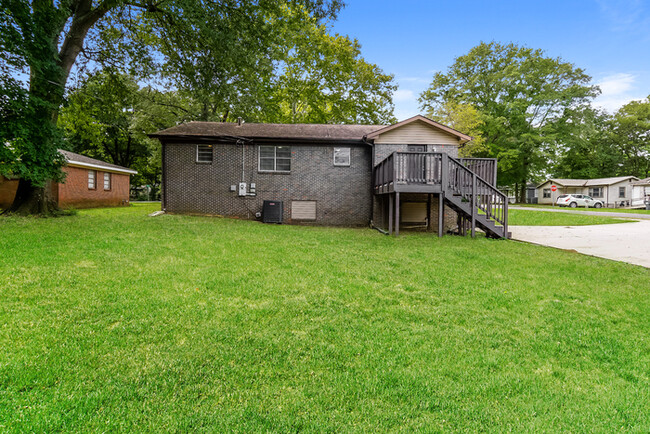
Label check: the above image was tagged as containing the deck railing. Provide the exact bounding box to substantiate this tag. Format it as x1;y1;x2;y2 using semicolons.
458;158;497;186
374;152;498;191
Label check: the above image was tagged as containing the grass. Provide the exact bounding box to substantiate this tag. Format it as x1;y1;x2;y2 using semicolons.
508;208;635;226
1;204;649;432
517;204;650;214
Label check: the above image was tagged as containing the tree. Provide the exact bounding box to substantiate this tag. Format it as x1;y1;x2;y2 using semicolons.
0;0;341;214
419;42;599;200
262;10;396;125
607;96;650;178
552;107;622;179
424;101;486;157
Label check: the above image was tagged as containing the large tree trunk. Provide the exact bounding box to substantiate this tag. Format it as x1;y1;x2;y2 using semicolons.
5;0;109;216
5;179;58;215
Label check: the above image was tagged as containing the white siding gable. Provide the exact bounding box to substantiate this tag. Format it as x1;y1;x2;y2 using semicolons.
374;120;461;146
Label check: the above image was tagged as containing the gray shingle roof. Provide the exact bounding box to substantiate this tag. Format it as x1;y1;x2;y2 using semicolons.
150;122;385;141
59;149;137;175
540;176;639;188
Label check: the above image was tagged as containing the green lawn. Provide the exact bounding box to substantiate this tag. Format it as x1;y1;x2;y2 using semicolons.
1;204;649;431
517;204;650;214
508;208;635;226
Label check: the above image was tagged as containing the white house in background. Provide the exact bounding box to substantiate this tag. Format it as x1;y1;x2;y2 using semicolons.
537;176;639;207
631;178;650;208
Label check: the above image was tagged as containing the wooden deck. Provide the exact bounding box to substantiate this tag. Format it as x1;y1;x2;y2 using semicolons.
373;152;508;239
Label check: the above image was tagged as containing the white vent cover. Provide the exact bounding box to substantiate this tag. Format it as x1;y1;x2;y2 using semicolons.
291;200;317;220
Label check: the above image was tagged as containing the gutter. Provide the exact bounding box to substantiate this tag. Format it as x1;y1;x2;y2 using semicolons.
66;161;137;175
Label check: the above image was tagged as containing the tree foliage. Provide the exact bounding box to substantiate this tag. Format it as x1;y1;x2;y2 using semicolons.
419;42;599;199
262;9;396;124
0;0;344;213
552;107;622;178
425;101;486;157
607;96;650;178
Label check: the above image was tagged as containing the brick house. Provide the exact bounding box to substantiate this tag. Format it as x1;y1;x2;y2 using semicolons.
152;115;509;238
0;150;137;209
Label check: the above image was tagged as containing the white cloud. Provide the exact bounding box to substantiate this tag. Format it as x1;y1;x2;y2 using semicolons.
393;89;416;102
597;73;635;95
593;73;645;113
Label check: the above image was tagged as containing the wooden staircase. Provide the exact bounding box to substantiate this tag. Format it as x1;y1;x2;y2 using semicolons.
444;156;509;239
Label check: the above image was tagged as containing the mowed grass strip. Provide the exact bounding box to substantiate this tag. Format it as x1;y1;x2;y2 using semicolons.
0;204;648;432
518;204;650;214
508;208;635;225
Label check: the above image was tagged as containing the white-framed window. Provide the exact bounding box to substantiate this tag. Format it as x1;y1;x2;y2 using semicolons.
88;170;96;190
259;146;291;172
589;187;603;198
543;188;551;198
333;147;351;166
619;186;626;198
104;172;111;190
196;144;213;163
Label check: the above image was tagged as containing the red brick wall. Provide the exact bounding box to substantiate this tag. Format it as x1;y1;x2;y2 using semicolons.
0;176;19;208
58;166;131;208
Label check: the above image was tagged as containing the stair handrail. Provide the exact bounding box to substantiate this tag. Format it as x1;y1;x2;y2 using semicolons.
447;156;508;236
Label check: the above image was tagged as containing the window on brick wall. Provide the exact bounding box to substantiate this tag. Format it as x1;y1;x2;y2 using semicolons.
333;147;350;166
259;146;291;172
88;170;96;189
196;144;213;163
104;172;111;190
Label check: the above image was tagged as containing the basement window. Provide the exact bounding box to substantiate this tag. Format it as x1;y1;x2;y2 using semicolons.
104;172;111;190
333;147;351;166
259;146;291;172
196;144;213;163
88;170;96;190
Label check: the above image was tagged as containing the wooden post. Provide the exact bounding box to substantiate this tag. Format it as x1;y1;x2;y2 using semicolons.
441;153;448;189
504;199;509;239
427;193;432;231
395;192;400;237
438;193;444;237
388;194;394;235
471;173;476;238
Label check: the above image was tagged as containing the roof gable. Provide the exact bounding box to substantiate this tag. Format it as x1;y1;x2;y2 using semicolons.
364;115;472;143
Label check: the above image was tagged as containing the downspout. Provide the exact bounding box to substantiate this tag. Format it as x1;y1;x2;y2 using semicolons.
161;141;167;211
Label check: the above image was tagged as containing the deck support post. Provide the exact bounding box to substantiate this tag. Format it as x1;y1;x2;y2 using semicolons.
471;173;476;238
438;193;444;237
388;193;394;235
395;192;400;236
427;194;432;231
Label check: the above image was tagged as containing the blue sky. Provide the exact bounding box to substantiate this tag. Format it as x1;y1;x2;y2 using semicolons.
330;0;650;120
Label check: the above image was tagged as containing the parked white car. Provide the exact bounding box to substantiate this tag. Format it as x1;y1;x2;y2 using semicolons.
556;194;604;208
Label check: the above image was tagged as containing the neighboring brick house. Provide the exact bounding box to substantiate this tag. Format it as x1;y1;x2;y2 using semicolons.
0;150;137;209
152;115;509;238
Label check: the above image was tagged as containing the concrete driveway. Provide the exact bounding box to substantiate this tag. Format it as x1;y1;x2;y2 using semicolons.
510;220;650;268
